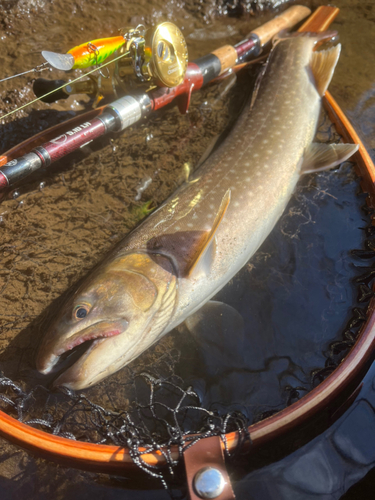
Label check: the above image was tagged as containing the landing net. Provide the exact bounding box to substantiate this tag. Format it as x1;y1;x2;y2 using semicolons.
0;68;372;484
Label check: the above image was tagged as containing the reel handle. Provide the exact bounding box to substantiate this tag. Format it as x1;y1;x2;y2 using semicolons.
33;77;99;103
33;78;69;103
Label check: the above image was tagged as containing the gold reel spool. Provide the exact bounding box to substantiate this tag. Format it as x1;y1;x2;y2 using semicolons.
143;22;188;88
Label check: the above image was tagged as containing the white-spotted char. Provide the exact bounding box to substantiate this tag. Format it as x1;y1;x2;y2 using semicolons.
36;33;358;389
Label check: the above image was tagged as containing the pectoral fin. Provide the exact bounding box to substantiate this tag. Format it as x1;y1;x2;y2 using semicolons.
310;44;341;97
186;189;231;276
300;142;359;175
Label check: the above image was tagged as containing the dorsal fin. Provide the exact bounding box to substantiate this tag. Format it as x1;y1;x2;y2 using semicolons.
186;189;231;277
310;44;341;96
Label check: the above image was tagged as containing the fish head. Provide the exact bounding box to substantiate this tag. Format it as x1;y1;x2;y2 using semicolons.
36;252;177;389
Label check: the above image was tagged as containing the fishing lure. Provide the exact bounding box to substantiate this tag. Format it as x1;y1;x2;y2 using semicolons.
42;36;126;71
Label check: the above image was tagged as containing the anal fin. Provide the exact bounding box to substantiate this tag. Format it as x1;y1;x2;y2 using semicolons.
300;142;359;175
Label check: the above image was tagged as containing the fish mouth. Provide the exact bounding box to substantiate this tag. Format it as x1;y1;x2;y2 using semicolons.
36;319;126;376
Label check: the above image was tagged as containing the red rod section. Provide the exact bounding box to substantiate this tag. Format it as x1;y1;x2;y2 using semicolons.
34;118;107;165
0;33;261;190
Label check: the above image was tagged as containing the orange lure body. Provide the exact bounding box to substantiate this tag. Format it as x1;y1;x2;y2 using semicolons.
68;36;126;69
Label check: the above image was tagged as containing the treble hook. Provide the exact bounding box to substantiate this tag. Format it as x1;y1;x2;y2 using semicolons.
87;42;110;79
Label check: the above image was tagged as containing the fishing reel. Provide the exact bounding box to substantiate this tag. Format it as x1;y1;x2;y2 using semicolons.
34;22;188;105
118;23;188;88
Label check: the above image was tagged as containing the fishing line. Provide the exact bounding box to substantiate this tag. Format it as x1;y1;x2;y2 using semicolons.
0;51;130;121
0;62;50;84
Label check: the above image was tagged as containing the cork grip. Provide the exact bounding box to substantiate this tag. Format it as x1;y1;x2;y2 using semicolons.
211;45;238;74
252;5;311;46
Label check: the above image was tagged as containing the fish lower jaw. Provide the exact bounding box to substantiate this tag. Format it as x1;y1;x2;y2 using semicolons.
37;353;59;375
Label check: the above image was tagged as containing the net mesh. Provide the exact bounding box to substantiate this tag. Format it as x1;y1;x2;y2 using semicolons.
0;372;251;486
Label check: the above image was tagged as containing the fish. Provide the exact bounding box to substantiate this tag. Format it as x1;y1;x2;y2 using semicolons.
36;32;358;390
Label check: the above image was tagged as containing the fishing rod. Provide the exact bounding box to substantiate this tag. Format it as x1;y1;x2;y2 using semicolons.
0;5;310;192
32;5;310;105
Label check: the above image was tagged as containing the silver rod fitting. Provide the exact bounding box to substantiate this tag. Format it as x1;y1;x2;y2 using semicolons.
106;95;143;131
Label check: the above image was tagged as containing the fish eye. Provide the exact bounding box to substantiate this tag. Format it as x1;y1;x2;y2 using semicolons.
74;305;90;320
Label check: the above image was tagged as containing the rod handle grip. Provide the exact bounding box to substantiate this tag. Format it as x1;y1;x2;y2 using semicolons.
251;5;311;46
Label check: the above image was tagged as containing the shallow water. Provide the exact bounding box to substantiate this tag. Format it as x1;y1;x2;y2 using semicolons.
0;0;375;498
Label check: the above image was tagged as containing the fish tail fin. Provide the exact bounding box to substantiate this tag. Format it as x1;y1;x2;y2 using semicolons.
310;43;341;96
273;30;341;96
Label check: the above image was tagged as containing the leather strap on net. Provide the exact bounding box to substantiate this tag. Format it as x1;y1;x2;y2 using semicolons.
183;435;236;500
